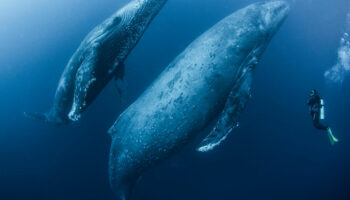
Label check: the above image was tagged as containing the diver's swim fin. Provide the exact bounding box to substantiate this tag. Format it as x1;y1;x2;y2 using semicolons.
327;127;339;145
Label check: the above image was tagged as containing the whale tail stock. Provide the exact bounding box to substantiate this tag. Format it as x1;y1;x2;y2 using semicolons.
109;164;136;200
109;137;139;200
110;180;134;200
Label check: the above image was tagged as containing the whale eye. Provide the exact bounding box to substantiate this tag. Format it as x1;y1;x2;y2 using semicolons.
113;16;122;25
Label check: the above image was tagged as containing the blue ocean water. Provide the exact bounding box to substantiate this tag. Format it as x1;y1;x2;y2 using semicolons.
1;0;350;199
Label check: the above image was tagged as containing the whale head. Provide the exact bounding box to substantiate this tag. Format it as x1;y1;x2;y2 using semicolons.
258;1;290;37
203;1;290;76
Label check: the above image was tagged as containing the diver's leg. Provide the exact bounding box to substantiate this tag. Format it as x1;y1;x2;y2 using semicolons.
312;112;328;130
313;112;338;145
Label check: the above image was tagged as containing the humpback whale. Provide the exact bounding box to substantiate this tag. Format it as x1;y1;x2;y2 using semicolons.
25;0;167;125
108;1;289;199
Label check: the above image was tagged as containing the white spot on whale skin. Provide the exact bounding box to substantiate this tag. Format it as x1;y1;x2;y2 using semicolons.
264;9;272;25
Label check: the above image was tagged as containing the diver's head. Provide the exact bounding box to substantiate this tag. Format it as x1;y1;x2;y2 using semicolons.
310;89;317;96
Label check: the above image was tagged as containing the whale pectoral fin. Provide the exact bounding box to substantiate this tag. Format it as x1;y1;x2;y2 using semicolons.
114;63;128;106
197;72;253;152
68;57;96;121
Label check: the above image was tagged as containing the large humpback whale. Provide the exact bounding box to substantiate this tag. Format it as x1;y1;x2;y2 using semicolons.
25;0;167;125
108;1;289;199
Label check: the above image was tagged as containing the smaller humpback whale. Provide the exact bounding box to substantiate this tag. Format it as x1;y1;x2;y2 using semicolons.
25;0;167;125
108;1;289;199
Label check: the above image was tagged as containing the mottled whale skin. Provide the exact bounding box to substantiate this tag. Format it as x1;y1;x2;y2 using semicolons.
108;1;289;199
25;0;167;125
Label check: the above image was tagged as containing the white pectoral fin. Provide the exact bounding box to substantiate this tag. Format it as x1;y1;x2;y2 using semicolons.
68;56;97;121
197;72;253;152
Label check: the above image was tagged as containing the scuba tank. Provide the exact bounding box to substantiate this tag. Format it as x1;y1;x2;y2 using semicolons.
320;99;325;120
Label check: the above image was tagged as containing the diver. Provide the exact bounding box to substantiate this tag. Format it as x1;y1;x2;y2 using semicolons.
307;89;338;145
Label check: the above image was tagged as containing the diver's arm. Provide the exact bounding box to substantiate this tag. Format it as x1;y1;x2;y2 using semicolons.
307;100;311;105
307;97;315;105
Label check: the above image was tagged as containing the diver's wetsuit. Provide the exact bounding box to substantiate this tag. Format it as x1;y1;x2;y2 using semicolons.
307;93;328;131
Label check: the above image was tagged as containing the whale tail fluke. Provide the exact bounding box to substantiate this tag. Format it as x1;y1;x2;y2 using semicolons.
24;111;69;125
24;111;48;121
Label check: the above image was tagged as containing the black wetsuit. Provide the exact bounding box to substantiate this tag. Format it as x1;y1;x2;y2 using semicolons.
307;94;328;130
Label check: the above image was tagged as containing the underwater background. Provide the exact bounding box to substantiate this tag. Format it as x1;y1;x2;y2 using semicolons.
1;0;350;199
